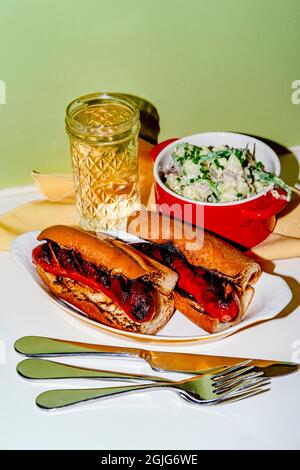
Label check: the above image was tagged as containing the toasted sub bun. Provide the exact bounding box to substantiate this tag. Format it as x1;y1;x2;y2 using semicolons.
37;266;174;335
173;287;254;333
35;225;178;335
127;211;261;333
38;225;178;296
127;211;261;289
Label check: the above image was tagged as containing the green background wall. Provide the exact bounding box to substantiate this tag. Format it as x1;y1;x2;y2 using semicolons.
0;0;299;188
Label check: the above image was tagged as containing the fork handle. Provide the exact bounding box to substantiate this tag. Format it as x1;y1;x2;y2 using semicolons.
17;358;168;383
36;383;169;409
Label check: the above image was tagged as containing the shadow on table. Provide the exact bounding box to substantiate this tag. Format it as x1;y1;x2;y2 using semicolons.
258;259;300;320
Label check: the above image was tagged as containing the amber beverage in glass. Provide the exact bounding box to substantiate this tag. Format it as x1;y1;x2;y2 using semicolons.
65;93;140;232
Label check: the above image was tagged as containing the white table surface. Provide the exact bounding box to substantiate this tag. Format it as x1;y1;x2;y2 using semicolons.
1;187;300;450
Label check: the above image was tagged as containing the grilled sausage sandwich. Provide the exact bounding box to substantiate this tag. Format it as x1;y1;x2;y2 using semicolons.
32;225;178;334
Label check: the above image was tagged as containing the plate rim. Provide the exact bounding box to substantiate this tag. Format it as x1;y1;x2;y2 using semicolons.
11;231;293;344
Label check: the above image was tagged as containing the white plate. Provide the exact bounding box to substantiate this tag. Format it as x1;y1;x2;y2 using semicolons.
11;231;292;344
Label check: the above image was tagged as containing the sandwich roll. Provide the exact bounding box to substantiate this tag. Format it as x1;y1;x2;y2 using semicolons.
127;211;261;333
32;225;178;335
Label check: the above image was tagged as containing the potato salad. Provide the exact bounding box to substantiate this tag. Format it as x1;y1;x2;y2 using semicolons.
163;143;290;203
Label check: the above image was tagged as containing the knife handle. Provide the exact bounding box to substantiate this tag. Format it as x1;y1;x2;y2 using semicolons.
36;383;166;409
14;336;141;358
17;358;167;383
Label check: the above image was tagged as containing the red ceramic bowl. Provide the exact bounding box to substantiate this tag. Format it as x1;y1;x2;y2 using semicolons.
151;133;289;249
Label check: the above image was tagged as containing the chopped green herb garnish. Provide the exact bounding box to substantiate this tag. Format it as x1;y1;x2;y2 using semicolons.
214;159;224;170
166;142;290;203
255;161;264;171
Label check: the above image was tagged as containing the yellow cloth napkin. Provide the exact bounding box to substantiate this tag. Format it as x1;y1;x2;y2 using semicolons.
0;138;299;260
0;139;154;249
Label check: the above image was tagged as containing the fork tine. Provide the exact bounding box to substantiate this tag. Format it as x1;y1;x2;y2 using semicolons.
220;377;271;397
213;366;256;384
184;379;271;406
213;371;264;392
216;385;270;405
211;360;253;379
223;378;271;398
215;376;268;396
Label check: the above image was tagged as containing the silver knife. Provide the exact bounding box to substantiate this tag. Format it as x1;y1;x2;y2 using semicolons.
14;335;299;377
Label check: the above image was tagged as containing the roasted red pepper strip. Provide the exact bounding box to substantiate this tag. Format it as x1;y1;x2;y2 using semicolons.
172;258;239;322
132;243;240;322
32;243;156;323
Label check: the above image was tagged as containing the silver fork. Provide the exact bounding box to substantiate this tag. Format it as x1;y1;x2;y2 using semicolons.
35;361;271;409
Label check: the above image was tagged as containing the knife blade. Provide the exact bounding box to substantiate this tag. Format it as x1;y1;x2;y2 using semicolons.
14;335;299;377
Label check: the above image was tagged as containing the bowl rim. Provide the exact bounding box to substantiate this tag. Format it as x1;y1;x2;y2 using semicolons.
153;131;281;207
